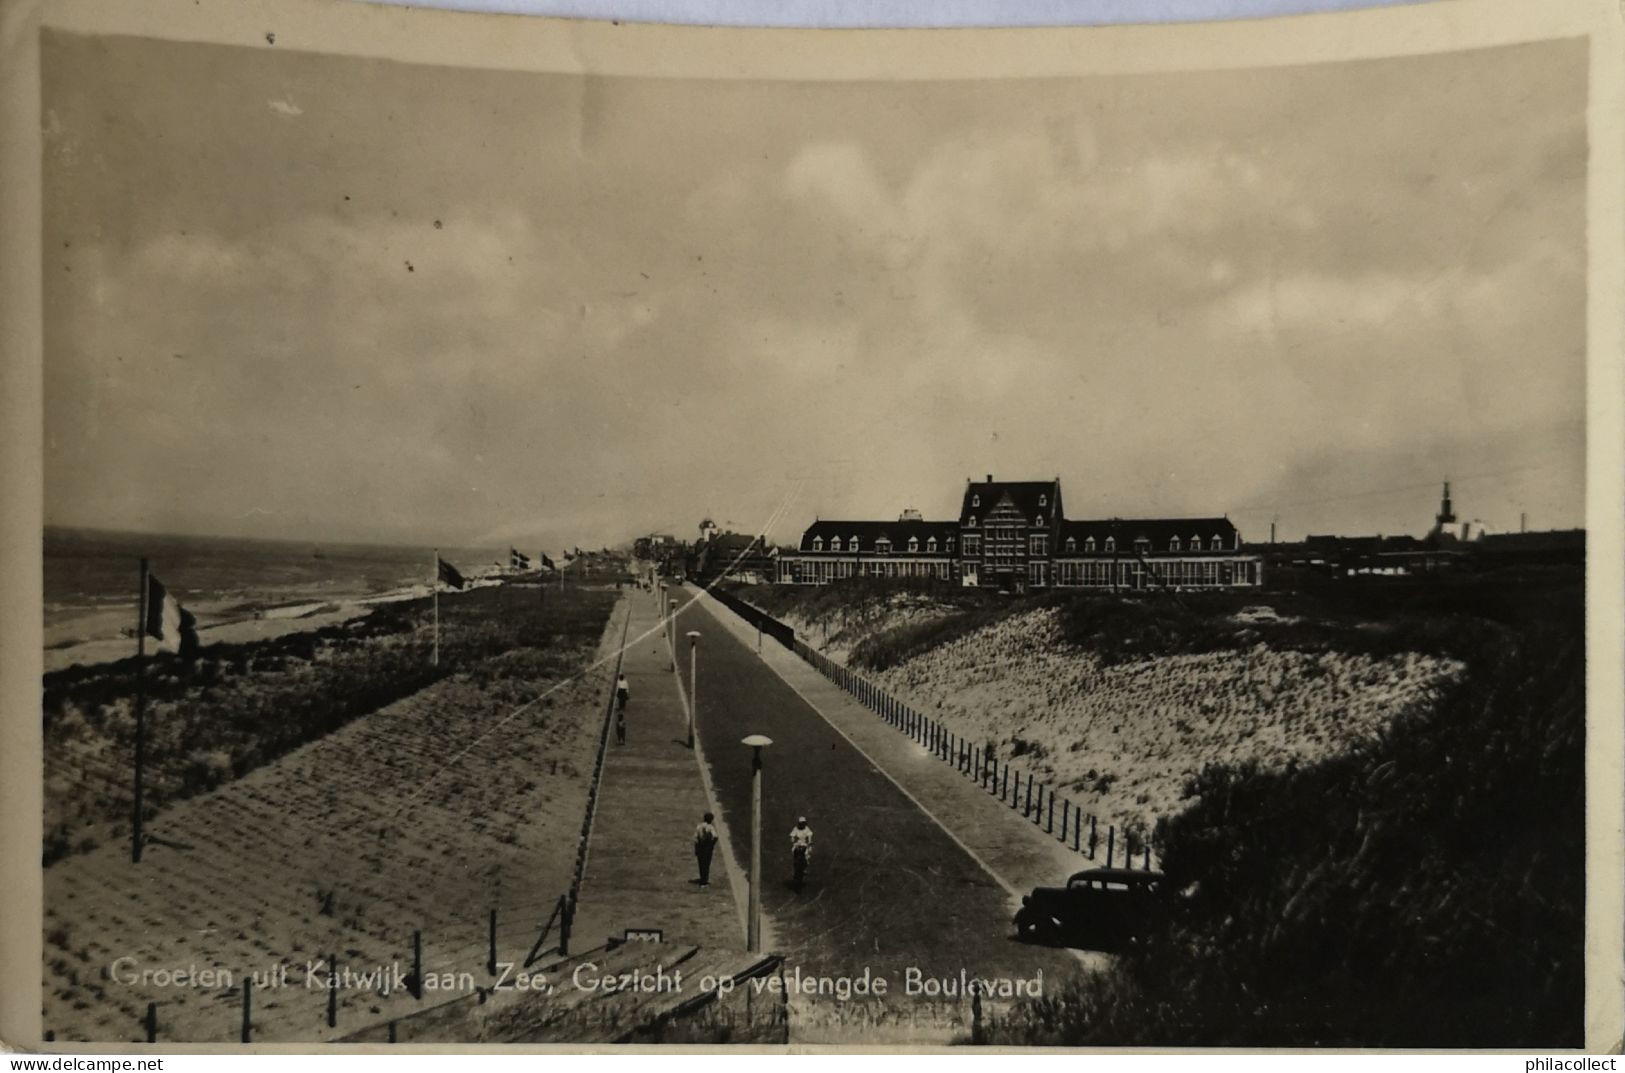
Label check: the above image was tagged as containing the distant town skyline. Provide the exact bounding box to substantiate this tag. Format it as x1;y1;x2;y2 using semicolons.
42;34;1586;553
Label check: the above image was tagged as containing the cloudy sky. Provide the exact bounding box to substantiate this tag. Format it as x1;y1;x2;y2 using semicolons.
41;32;1586;549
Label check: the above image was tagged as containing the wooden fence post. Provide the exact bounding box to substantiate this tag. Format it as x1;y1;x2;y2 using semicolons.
412;931;423;1000
1073;810;1082;852
488;908;498;976
241;980;252;1044
145;1001;156;1044
327;953;338;1028
1061;799;1069;841
1002;766;1009;803
1145;845;1152;871
1047;793;1055;834
1024;773;1033;816
1090;816;1097;858
1107;826;1115;868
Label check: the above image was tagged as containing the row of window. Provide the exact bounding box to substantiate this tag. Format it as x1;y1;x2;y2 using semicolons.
1051;559;1260;587
809;535;958;554
806;532;1234;556
966;515;1048;530
789;559;954;583
962;494;1053;510
794;558;1261;586
1061;534;1230;553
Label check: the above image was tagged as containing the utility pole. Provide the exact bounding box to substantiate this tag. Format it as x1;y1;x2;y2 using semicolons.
133;557;148;864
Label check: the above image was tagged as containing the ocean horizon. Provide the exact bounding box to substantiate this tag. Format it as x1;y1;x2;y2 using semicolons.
42;526;523;660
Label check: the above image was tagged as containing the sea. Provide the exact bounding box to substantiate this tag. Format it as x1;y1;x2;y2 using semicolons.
43;527;510;669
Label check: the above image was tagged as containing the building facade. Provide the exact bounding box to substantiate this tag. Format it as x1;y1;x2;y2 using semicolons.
780;475;1262;592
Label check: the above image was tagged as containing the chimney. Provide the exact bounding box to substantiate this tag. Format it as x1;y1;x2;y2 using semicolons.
1521;512;1527;533
985;473;993;484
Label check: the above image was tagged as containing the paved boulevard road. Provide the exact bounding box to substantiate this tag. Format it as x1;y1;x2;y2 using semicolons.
670;587;1080;1027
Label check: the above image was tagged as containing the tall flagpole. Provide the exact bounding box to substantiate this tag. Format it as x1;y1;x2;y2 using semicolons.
432;548;440;667
133;557;148;865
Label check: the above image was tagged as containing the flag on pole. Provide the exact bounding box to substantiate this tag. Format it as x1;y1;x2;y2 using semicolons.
144;574;200;655
510;548;532;570
541;554;556;571
437;557;466;589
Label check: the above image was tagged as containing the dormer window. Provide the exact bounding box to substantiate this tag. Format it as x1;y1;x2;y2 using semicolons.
1065;537;1076;552
1170;537;1181;552
927;537;938;553
1211;535;1224;550
968;515;977;528
812;537;824;552
1104;537;1115;553
972;495;979;507
848;536;860;552
876;538;891;555
946;537;955;550
1085;536;1096;553
1040;494;1047;506
908;536;919;552
1135;537;1151;553
1191;535;1202;550
1035;515;1045;527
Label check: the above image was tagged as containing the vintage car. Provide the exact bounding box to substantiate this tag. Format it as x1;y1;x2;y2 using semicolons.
1012;867;1170;951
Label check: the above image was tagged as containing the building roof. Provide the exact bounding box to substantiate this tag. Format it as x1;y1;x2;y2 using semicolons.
1475;529;1585;552
1303;534;1427;553
1056;517;1239;552
959;478;1062;527
799;519;958;554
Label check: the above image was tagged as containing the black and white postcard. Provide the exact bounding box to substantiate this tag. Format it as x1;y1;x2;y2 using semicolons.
1;0;1620;1052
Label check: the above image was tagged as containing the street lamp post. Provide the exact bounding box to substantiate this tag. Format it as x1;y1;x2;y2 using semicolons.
668;597;679;671
686;630;701;749
741;734;773;953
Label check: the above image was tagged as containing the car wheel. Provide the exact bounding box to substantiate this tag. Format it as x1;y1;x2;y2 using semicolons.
1014;912;1055;944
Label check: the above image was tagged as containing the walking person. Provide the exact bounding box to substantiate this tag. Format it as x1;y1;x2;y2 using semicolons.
693;812;719;888
615;673;630;744
789;816;813;891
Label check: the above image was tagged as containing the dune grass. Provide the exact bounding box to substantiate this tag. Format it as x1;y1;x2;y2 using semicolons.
980;585;1583;1047
42;582;617;865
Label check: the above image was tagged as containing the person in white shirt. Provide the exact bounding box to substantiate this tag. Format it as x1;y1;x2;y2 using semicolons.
789;817;813;890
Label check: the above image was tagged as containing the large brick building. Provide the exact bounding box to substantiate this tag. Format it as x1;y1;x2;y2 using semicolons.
781;475;1262;592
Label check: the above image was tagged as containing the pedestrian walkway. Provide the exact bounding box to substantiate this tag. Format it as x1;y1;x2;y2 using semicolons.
570;589;746;953
687;585;1089;903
